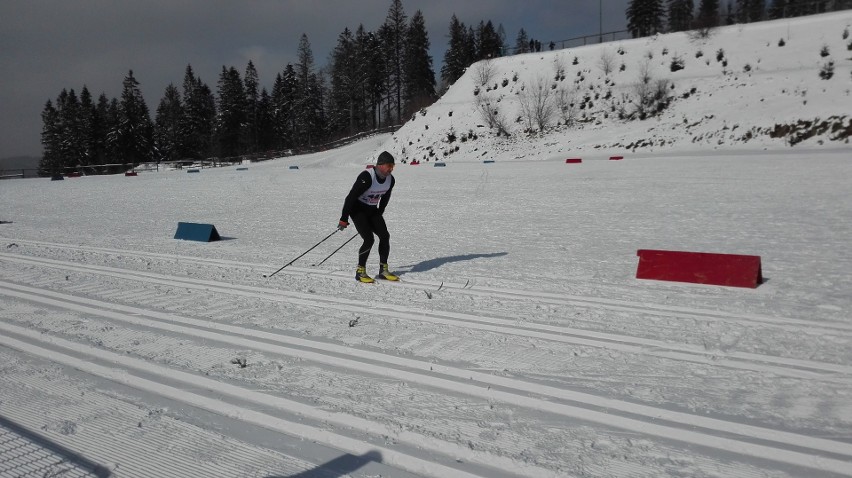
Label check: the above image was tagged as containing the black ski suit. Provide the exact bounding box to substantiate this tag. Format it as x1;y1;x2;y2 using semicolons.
340;170;395;267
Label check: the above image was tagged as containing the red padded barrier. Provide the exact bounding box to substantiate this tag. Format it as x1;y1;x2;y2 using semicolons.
565;158;582;163
636;249;763;288
609;155;624;160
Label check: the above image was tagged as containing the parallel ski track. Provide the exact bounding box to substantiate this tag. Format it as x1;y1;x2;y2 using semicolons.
5;238;851;334
1;251;851;384
2;280;852;476
0;324;519;478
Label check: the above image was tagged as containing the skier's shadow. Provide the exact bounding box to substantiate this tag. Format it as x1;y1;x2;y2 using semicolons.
399;252;508;275
269;450;382;478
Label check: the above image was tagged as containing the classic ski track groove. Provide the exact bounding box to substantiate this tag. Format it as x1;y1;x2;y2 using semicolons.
1;252;851;383
4;238;850;334
2;282;852;477
0;326;526;478
0;370;321;478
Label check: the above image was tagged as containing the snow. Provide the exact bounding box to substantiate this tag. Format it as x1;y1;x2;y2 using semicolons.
1;11;851;478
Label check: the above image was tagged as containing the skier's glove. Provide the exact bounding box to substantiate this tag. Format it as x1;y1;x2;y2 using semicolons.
338;220;348;231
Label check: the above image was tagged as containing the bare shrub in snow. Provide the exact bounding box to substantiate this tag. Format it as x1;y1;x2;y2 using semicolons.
519;76;556;133
555;86;579;126
688;26;716;42
638;59;654;85
553;56;567;81
599;50;615;76
474;94;511;136
630;70;672;120
473;59;497;87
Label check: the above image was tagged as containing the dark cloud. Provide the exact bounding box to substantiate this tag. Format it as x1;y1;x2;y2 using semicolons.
0;0;627;158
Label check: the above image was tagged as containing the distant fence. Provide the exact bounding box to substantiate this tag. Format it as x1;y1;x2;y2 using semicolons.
502;29;631;56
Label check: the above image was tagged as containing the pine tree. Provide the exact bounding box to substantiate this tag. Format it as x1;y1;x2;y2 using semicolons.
271;65;298;149
696;0;721;27
104;97;120;164
748;0;766;21
78;86;96;167
382;0;407;123
477;20;502;60
441;15;468;87
357;26;386;128
330;27;360;135
39;100;61;175
464;26;478;67
92;93;113;165
216;66;246;158
725;1;737;24
256;88;275;152
244;60;260;153
180;65;216;160
496;24;508;56
735;0;765;22
312;70;328;140
667;0;694;31
626;0;665;38
295;34;320;146
767;0;787;18
154;84;183;162
57;89;86;170
404;10;436;117
515;28;530;54
116;71;153;165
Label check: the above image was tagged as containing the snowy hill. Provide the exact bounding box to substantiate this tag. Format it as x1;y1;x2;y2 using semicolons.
384;12;851;164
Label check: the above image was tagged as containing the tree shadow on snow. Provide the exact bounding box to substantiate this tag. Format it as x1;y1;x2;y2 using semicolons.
268;450;382;478
399;252;508;275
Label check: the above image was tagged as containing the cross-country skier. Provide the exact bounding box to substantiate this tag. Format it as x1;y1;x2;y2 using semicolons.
338;151;399;283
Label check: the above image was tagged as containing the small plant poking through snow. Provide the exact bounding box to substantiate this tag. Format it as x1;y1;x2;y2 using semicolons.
819;61;835;80
671;56;685;72
820;45;830;57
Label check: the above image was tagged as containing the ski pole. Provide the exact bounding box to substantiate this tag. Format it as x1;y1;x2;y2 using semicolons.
313;233;358;267
264;229;339;278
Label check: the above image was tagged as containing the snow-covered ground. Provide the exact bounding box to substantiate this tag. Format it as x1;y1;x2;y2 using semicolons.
1;11;852;478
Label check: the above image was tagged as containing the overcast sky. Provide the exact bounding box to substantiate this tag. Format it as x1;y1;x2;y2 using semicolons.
0;1;630;159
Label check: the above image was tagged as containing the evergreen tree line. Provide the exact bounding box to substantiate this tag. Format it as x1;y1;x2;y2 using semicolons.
627;0;852;38
40;0;438;174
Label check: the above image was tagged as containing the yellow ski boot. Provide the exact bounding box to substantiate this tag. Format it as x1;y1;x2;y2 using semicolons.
355;265;375;283
376;263;399;281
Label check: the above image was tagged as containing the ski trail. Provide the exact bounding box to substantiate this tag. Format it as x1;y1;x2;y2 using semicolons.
2;253;850;382
0;323;555;478
3;282;852;475
5;239;849;333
